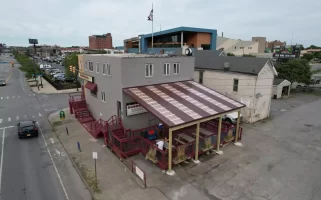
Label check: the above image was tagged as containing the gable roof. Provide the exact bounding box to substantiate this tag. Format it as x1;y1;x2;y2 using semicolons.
195;54;271;75
273;78;291;86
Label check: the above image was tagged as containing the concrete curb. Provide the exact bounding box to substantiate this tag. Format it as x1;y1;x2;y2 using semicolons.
47;109;96;200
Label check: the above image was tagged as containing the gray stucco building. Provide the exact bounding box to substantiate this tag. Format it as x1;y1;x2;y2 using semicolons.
78;54;195;130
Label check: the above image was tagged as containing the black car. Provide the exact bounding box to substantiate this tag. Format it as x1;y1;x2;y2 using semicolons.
0;79;6;86
17;121;38;139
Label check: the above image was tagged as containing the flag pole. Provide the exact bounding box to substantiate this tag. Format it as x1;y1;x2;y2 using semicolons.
152;3;154;54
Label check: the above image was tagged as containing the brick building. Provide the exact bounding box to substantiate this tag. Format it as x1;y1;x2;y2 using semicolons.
266;40;286;49
89;33;113;49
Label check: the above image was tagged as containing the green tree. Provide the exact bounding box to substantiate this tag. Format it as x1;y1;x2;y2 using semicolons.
63;53;79;77
275;59;312;85
301;53;314;61
242;54;255;57
227;53;235;56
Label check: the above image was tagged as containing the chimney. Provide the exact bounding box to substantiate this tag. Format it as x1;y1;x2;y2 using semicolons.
222;32;224;37
223;62;230;71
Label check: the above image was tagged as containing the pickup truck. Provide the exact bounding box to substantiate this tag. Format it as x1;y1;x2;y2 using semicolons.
222;112;243;124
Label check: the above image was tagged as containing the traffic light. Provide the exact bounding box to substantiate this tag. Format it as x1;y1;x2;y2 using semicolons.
59;110;65;120
69;65;72;72
72;66;76;74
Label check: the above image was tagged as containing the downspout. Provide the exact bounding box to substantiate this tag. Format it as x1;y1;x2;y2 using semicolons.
267;83;273;118
251;77;258;124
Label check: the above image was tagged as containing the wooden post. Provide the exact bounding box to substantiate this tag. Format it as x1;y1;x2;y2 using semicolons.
235;110;241;143
194;123;200;163
216;116;222;151
166;128;175;175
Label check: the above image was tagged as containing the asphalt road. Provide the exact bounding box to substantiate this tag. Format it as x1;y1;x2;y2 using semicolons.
0;54;91;200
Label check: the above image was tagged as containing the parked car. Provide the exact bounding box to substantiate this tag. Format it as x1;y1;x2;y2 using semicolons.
222;112;243;124
61;77;74;82
0;79;6;86
54;73;65;79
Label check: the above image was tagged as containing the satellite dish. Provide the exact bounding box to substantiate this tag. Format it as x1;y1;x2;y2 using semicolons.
185;48;193;56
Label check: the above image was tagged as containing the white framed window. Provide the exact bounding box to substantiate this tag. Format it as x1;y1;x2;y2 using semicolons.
88;61;93;72
85;61;88;71
145;64;153;77
164;63;170;76
96;62;100;74
173;63;180;75
102;63;106;75
101;91;106;102
240;47;244;49
107;64;111;76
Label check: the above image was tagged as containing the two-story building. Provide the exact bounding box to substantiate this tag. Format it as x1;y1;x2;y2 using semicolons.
75;53;245;174
194;50;278;123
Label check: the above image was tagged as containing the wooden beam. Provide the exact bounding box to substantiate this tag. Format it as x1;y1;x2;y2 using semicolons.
195;123;200;161
234;110;241;143
216;116;222;151
167;128;173;173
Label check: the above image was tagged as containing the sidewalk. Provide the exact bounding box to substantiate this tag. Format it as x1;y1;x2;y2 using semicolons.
27;76;81;94
48;109;168;200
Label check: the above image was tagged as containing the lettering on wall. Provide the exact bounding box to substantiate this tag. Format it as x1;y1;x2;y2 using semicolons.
126;103;147;116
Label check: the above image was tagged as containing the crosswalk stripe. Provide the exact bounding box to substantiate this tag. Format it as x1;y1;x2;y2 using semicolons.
8;117;11;122
39;113;42;117
16;116;19;120
0;119;2;123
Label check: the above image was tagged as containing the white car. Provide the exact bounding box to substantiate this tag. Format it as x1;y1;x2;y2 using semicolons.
53;73;65;78
222;112;243;124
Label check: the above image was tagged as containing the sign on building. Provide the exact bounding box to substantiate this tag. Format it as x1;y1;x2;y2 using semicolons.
126;103;147;116
78;72;93;82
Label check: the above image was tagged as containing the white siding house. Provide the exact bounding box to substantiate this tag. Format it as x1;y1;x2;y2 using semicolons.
194;51;277;123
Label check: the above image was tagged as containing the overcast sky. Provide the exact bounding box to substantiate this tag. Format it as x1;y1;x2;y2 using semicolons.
0;0;320;47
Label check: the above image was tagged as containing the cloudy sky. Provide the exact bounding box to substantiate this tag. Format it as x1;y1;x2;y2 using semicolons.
0;0;320;47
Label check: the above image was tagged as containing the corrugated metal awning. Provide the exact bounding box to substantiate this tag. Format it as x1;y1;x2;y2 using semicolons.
123;81;245;128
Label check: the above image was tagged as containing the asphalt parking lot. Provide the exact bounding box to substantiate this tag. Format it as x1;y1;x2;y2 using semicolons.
140;92;321;200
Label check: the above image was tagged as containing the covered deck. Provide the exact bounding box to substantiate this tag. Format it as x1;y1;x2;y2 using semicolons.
123;80;245;175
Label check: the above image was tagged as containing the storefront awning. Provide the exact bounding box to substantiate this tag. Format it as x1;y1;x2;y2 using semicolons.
123;81;245;128
85;82;97;92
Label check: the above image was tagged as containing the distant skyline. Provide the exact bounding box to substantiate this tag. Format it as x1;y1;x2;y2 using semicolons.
1;0;320;48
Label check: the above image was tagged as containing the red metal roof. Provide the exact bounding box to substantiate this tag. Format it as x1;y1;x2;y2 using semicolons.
85;82;97;92
123;81;245;128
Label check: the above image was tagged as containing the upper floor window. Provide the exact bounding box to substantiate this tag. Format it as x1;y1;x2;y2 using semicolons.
88;61;93;72
107;64;111;76
164;63;170;76
102;63;106;75
85;61;88;71
248;47;252;49
96;62;100;73
233;78;239;92
173;63;180;75
145;64;153;77
240;47;244;49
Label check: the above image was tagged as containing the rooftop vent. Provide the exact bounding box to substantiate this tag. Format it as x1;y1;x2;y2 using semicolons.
224;62;230;71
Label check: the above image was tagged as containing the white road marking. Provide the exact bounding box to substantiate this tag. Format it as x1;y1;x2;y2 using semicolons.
20;70;26;92
32;116;34;118
0;126;14;130
44;108;57;112
0;97;2;100
37;123;70;200
0;119;2;124
8;117;11;122
39;113;42;117
6;97;8;99
50;137;55;144
0;128;6;194
12;96;15;98
16;116;19;120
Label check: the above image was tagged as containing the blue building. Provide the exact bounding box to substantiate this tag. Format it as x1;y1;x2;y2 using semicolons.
124;26;217;54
